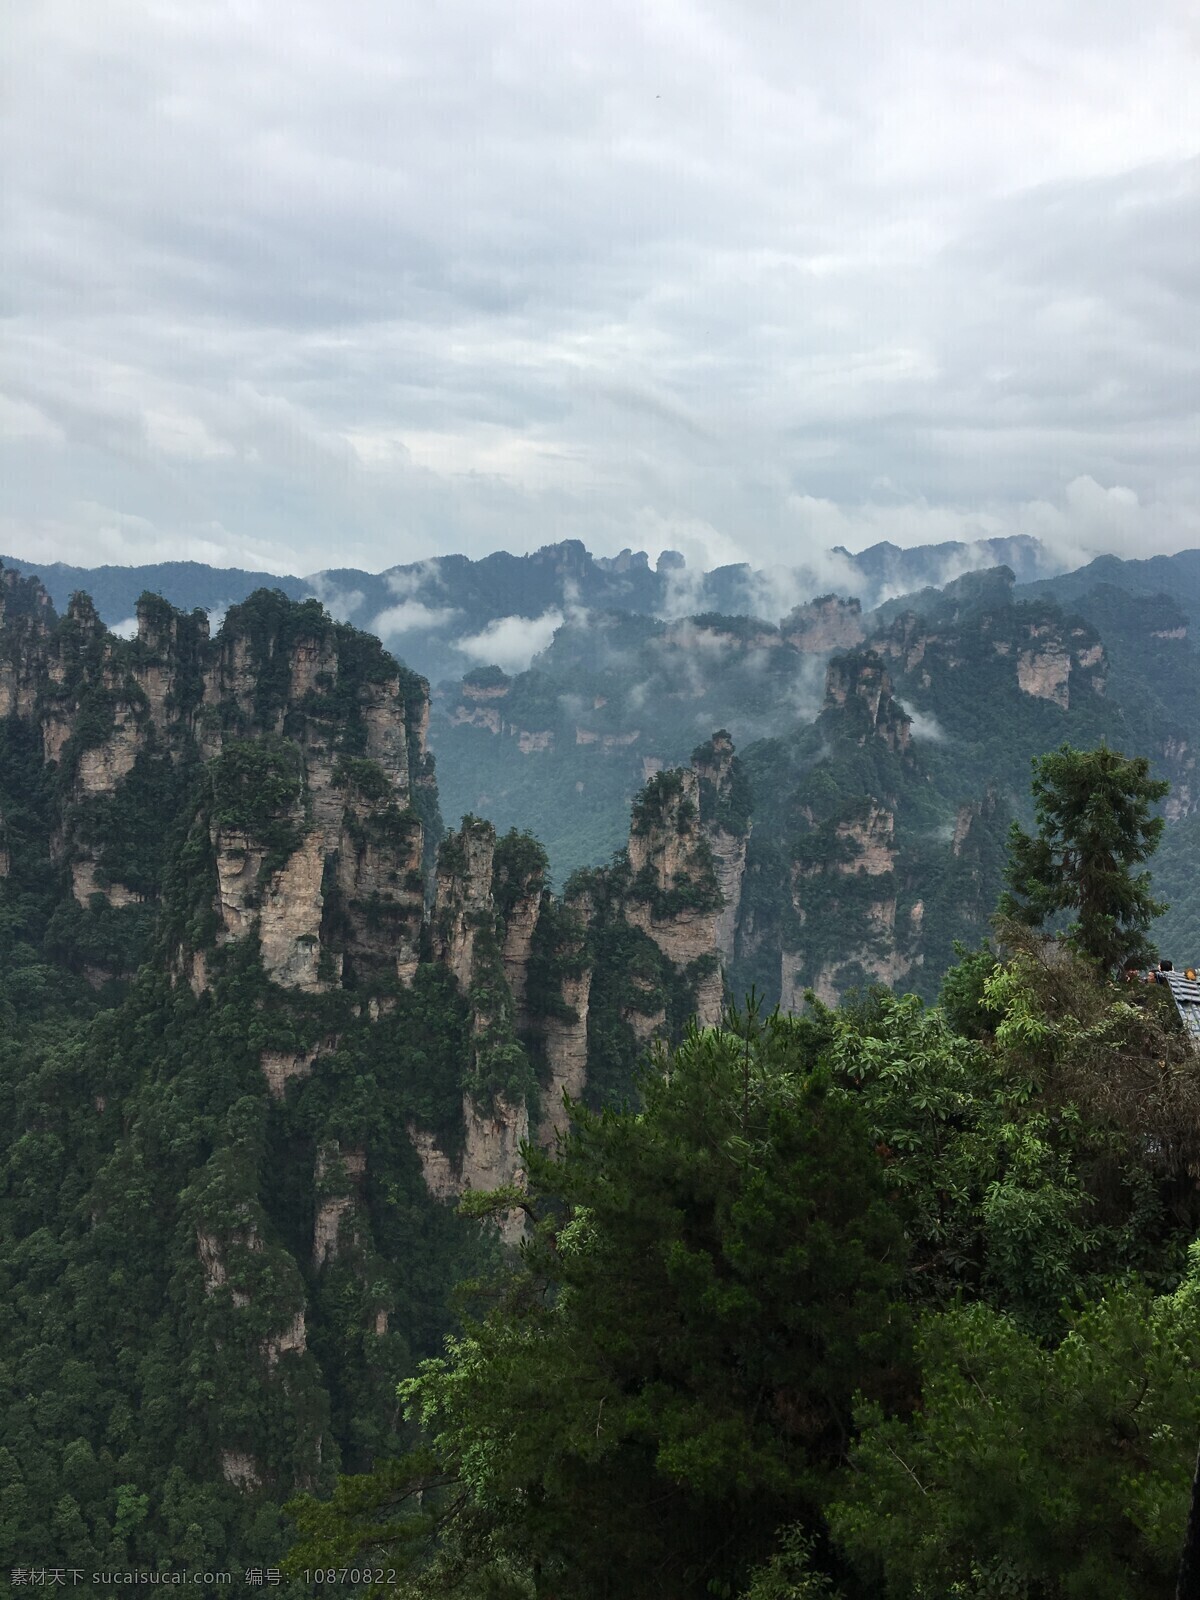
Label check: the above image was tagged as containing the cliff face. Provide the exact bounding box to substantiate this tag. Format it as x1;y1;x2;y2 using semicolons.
1;582;435;996
822;653;913;754
735;651;931;1010
782;595;866;654
1;571;735;1272
872;596;1107;712
625;767;726;1026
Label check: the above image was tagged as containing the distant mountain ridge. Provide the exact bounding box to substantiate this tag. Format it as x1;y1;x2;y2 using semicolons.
3;534;1054;684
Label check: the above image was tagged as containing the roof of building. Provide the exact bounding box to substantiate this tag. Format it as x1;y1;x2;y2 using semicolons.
1162;970;1200;1044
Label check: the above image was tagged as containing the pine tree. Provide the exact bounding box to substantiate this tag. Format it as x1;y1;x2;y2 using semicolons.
999;743;1169;971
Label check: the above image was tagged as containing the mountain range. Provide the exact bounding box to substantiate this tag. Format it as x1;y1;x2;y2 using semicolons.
3;533;1051;686
2;535;1200;1571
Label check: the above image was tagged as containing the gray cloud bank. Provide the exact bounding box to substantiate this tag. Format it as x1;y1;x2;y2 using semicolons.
3;2;1199;576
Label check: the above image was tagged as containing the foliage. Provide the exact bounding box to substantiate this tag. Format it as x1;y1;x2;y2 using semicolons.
999;742;1169;971
490;829;549;928
938;942;1003;1040
290;1007;911;1597
831;1260;1200;1598
209;737;306;875
629;767;694;835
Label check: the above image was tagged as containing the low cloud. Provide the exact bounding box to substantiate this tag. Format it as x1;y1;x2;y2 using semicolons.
385;560;445;599
455;609;564;674
111;616;139;640
305;573;365;620
899;700;950;742
372;599;461;635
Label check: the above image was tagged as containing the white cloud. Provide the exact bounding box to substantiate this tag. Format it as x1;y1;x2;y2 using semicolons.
305;572;365;619
3;3;1200;575
372;600;460;635
455;609;565;673
899;701;950;743
111;615;139;640
384;560;445;598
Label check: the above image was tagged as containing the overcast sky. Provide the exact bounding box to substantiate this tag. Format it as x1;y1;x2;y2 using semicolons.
3;0;1199;578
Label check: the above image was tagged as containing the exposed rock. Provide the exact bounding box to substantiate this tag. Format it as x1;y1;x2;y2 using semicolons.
220;1450;261;1490
782;595;866;654
434;819;497;991
538;967;592;1149
335;796;424;987
408;1094;528;1246
462;678;511;702
1162;737;1197;822
834;805;896;877
262;1309;307;1369
951;803;975;857
214;816;329;991
313;1144;367;1269
70;858;146;909
260;1046;319;1101
1016;640;1072;707
693;732;749;966
453;704;502;733
407;1125;459;1200
460;1093;528;1246
197;1228;228;1295
501;890;541;1015
76;714;144;795
822;653;912;754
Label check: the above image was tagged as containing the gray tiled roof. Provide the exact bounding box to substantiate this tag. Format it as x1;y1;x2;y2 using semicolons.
1163;972;1200;1042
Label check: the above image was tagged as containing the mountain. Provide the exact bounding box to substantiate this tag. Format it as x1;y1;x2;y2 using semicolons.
1018;548;1200;633
0;567;744;1567
3;549;1199;1570
2;534;1057;686
433;565;1200;976
0;556;312;628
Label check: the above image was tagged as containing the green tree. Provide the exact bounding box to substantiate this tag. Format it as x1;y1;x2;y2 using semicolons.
999;743;1169;971
287;1006;911;1598
829;1251;1200;1599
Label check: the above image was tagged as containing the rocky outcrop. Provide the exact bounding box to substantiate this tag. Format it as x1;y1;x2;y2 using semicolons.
407;1093;529;1247
460;1095;529;1246
312;1144;366;1269
822;654;912;754
871;600;1106;711
0;576;437;1002
1163;737;1197;822
1016;633;1073;707
407;1126;459;1200
539;967;592;1149
501;887;541;1015
433;819;497;991
70;859;147;909
693;731;749;966
259;1045;320;1101
625;767;724;1025
263;1310;307;1370
258;831;327;989
835;805;896;876
220;1450;261;1490
782;595;865;654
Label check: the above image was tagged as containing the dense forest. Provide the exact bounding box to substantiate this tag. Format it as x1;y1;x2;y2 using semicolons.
3;555;1200;1595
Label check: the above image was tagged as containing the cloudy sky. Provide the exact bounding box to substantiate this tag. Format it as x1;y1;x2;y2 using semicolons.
3;0;1199;578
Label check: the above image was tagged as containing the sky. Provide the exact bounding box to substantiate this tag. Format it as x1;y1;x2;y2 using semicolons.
3;0;1199;580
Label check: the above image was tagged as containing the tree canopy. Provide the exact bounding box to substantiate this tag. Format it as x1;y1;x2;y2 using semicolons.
999;742;1169;971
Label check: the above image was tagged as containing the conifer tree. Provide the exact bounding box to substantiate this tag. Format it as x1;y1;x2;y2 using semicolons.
999;743;1169;971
